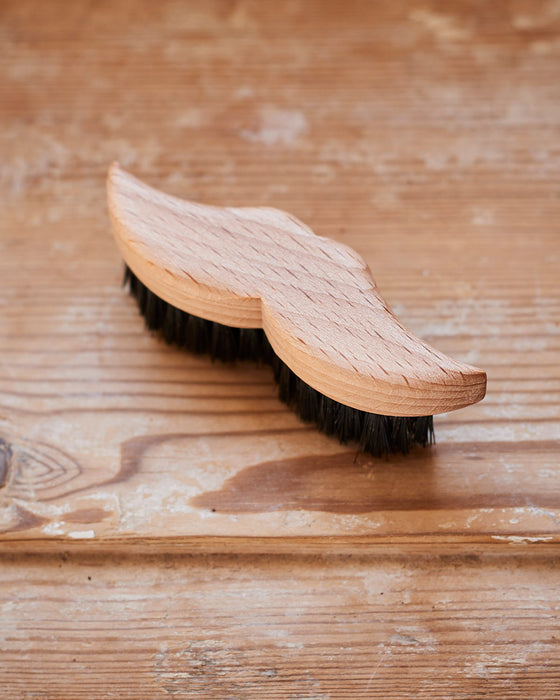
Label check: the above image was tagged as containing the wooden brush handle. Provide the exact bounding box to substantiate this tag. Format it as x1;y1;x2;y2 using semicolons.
107;164;486;417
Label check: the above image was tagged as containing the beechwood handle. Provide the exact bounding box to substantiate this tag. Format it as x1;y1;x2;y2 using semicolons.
107;163;486;417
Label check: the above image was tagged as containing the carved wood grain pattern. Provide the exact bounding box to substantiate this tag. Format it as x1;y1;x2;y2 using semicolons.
108;165;486;416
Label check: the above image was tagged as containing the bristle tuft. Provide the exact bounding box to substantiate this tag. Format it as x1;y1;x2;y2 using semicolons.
124;266;435;457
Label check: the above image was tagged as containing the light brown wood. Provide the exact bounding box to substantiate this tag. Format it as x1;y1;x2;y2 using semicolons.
1;0;560;697
1;426;559;550
108;164;486;416
1;550;559;699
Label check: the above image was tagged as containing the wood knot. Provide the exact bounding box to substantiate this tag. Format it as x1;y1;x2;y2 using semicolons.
0;437;82;501
0;438;12;489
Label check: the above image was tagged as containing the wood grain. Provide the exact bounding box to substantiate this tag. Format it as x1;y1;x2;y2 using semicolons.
0;550;559;698
1;0;559;696
108;164;486;416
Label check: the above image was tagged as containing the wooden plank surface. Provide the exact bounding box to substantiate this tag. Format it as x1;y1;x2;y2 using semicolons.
0;550;559;698
1;0;559;551
1;0;559;696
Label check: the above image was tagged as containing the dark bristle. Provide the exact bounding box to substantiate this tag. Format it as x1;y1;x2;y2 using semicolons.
124;265;435;457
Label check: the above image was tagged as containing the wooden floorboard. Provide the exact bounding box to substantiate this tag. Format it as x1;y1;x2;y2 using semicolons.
1;0;559;695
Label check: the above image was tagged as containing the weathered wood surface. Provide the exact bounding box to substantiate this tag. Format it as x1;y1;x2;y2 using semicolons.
1;550;559;698
1;0;559;551
1;0;559;696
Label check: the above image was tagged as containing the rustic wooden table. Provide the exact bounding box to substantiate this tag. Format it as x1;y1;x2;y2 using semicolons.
1;1;559;697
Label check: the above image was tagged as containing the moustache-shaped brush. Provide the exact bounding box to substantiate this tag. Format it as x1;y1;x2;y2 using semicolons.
107;163;486;457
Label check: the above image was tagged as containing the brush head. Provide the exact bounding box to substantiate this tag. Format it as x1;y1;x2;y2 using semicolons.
109;164;485;456
124;266;434;457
